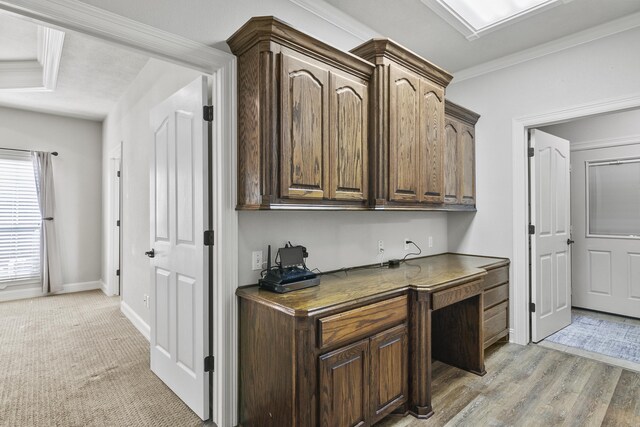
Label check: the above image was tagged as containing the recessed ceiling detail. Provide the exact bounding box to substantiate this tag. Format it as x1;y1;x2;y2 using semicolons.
421;0;571;40
0;24;65;92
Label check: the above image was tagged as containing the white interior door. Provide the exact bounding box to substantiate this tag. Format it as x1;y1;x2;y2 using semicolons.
149;76;210;420
572;149;640;318
111;156;121;296
530;129;572;342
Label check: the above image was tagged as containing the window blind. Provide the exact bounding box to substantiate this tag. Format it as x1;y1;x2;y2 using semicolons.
0;149;41;288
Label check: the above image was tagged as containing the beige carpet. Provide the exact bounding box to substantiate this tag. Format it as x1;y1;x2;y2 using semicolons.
0;290;202;427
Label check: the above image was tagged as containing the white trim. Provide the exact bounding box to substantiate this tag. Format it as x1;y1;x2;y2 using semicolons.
0;280;101;302
0;286;43;302
287;0;378;41
454;11;640;83
0;26;64;91
210;57;239;427
99;279;109;295
571;134;640;152
0;60;42;90
58;280;101;294
0;0;232;73
38;26;65;90
120;300;150;341
511;92;640;346
107;143;122;297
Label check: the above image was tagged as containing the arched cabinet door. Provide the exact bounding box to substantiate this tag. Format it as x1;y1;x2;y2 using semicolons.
388;65;421;203
329;72;368;202
419;78;445;204
280;52;329;200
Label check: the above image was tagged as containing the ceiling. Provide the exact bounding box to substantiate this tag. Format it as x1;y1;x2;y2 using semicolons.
324;0;640;72
0;12;149;121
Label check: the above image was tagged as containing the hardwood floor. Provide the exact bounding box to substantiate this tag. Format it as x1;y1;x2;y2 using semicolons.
379;343;640;427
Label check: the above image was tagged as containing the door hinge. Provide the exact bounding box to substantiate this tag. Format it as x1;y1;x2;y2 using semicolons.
117;170;121;178
529;224;535;235
204;230;214;246
530;302;536;312
203;105;214;122
204;355;214;372
116;269;120;277
528;147;535;157
116;220;120;227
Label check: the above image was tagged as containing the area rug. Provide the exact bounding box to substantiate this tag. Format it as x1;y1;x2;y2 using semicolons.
545;313;640;364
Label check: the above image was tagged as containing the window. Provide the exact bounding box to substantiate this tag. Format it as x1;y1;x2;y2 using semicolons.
422;0;566;40
0;150;41;288
587;158;640;238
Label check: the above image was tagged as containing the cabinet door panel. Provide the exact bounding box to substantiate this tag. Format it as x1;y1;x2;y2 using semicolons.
280;53;329;200
419;79;445;203
320;339;370;427
330;73;368;201
444;118;460;204
389;65;420;202
370;324;408;423
460;125;476;205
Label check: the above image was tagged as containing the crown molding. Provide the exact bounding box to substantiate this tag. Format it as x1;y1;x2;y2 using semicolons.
0;0;232;73
0;23;64;91
38;26;65;90
0;60;42;90
287;0;378;42
570;134;640;152
453;11;640;83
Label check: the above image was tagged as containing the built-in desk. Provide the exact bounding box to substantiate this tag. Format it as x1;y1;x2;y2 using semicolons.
237;253;509;427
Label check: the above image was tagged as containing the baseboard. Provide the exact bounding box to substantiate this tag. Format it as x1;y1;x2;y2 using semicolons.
58;280;102;294
0;286;44;302
120;300;150;342
99;280;111;296
0;280;101;302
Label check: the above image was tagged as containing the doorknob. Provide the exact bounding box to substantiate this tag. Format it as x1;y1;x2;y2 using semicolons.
567;239;575;245
145;249;155;258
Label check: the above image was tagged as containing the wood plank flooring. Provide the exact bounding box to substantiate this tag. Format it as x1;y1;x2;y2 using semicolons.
379;343;640;427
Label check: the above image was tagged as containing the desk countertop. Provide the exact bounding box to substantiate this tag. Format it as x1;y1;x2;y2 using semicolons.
236;253;509;317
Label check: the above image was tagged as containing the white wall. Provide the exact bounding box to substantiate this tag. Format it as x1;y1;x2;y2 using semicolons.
239;211;448;285
446;27;640;333
0;106;102;299
102;58;201;326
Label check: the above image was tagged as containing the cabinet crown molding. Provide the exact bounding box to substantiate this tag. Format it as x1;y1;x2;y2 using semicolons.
445;100;480;125
227;15;374;79
351;38;453;88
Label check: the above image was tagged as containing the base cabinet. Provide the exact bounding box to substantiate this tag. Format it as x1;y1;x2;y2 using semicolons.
319;339;370;427
319;324;408;427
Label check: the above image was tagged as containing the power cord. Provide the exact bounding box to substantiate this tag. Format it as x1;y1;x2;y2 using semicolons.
401;240;422;263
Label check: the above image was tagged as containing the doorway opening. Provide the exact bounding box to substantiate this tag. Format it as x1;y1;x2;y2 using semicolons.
527;108;640;371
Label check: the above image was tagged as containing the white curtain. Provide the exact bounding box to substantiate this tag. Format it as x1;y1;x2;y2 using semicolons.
32;152;63;294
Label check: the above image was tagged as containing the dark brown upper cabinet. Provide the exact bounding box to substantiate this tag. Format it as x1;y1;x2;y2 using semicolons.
444;101;480;209
351;39;453;210
227;16;374;210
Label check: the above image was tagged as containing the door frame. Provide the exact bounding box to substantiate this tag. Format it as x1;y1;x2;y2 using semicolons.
512;94;640;346
0;2;239;425
107;143;122;296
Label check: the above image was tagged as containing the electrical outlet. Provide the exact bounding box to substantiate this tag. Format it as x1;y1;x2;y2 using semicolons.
428;236;433;248
404;238;410;250
252;250;263;271
378;240;384;254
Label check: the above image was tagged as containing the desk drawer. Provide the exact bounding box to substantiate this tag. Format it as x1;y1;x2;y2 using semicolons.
483;266;509;289
484;283;509;309
484;301;508;345
431;280;482;310
318;295;407;349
